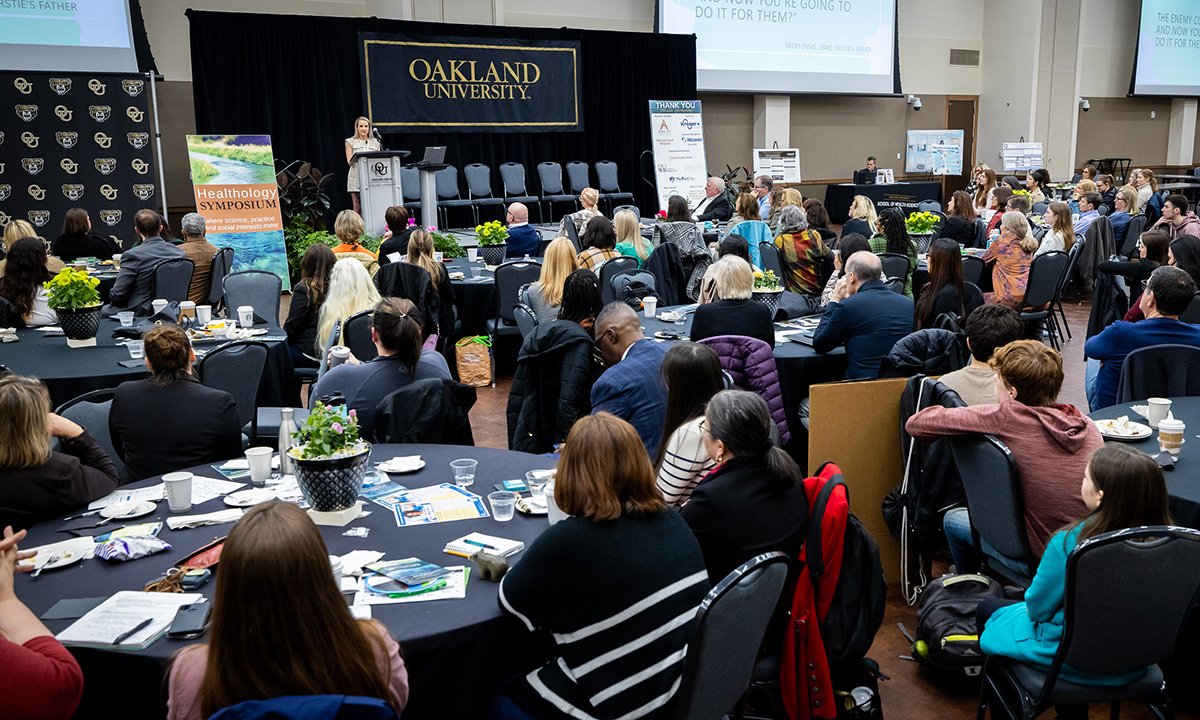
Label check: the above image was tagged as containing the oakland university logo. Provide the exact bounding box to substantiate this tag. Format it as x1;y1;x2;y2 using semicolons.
27;185;45;201
0;131;4;145
87;78;106;95
126;106;144;123
131;158;149;175
12;77;32;95
14;104;37;122
127;132;149;149
100;184;118;200
56;132;78;149
133;183;155;200
60;158;79;175
20;132;38;148
48;78;72;95
62;184;85;201
55;105;73;122
121;79;144;97
94;132;112;149
94;158;117;175
0;185;10;201
99;209;122;226
0;212;9;228
27;210;50;227
20;158;44;175
88;105;111;122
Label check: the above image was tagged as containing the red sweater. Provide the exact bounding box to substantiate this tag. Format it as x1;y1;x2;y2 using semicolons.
0;635;84;720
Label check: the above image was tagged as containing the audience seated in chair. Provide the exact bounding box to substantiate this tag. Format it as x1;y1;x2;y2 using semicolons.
0;220;67;281
557;187;604;240
519;238;578;324
692;176;733;222
1126;235;1200;322
1073;192;1103;237
1037;202;1076;256
575;215;620;273
1024;167;1050;205
906;340;1102;572
937;305;1025;406
284;244;336;367
591;302;670;457
1151;193;1200;241
914;237;984;330
377;205;415;264
556;268;603;338
167;502;408;720
983;211;1038;309
330;210;378;275
773;205;832;296
0;375;120;531
496;413;707;720
505;203;541;258
1107;185;1138;249
316;258;381;360
310;298;451;441
821;234;879;308
691;255;774;348
813;251;914;379
103;209;186;316
177;213;221;304
654;343;723;506
752;175;773;221
51;207;116;263
613;209;652;267
0;238;56;327
938;191;979;246
403;228;456;348
869;209;917;297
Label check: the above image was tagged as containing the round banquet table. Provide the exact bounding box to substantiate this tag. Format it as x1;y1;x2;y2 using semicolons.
15;444;557;720
446;259;497;337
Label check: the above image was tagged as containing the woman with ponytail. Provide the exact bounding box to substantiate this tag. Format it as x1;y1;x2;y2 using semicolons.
680;389;809;584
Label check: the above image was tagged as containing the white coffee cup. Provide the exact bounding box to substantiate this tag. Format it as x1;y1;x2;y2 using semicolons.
545;480;568;525
643;296;658;318
1147;397;1172;428
434;251;445;263
162;471;193;513
245;447;274;487
468;248;478;263
237;305;255;327
179;301;196;321
196;305;212;324
151;298;169;315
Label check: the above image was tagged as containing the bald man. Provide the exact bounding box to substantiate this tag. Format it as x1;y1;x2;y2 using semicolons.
591;302;670;456
505;202;541;258
812;251;913;379
693;176;733;222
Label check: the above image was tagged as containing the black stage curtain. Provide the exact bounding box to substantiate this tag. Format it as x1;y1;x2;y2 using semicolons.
187;11;696;221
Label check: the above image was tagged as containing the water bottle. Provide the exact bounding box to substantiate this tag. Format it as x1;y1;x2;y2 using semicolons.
278;408;297;476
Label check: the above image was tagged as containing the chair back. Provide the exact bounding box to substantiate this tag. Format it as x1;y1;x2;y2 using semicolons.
1021;250;1069;309
56;389;122;478
373;378;476;445
1116;343;1200;403
973;219;987;248
878;252;911;280
960;255;985;286
1121;214;1147;257
598;256;638;304
537;161;567;194
1181;292;1200;323
883;277;905;294
435;166;461;201
613;204;640;219
223;270;282;326
316;319;342;378
1032;202;1049;215
1097;203;1110;216
208;694;400;720
208;247;235;308
565;161;590;194
753;244;783;287
400;167;421;202
463;163;495;199
152;257;195;303
595;161;624;193
342;309;377;362
672;552;789;720
494;260;542;325
514;302;538;337
195;341;270;437
561;215;583;253
946;434;1035;581
499;162;530;197
916;199;942;213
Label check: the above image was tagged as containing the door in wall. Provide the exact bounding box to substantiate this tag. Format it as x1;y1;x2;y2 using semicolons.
945;97;978;199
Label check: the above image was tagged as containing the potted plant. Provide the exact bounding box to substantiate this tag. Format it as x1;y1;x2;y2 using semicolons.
430;227;466;259
476;220;509;266
751;269;785;316
287;402;371;513
655;210;668;222
45;268;101;347
905;210;940;253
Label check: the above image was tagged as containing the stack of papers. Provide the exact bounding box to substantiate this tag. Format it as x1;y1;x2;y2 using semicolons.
444;532;525;558
391;484;488;526
57;591;203;650
353;566;470;606
88;485;164;511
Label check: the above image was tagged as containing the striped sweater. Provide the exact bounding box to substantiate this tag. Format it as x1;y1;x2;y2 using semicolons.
656;417;717;507
499;511;710;720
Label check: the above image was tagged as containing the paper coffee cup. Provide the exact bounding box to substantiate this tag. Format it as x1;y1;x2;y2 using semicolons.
179;301;196;321
151;299;169;315
1147;397;1172;428
329;345;351;368
112;253;122;269
163;471;194;513
196;305;212;324
1159;417;1186;456
643;296;658;318
245;447;274;487
237;305;254;327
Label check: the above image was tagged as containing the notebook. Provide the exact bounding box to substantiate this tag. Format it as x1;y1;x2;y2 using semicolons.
57;591;203;650
444;532;525;558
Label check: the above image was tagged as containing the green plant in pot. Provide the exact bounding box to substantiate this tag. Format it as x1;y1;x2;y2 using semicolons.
751;269;785;316
475;220;510;266
287;402;371;513
45;268;102;346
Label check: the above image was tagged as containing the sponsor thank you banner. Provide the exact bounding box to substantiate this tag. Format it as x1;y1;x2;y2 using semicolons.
649;100;707;213
360;32;582;133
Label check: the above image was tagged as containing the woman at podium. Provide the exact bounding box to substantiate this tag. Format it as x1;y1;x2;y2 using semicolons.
345;116;381;214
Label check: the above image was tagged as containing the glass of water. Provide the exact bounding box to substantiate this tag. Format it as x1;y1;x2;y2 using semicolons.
450;458;477;487
488;491;518;521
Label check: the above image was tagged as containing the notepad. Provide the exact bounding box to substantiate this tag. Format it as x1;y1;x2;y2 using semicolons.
444;532;525;558
57;591;203;650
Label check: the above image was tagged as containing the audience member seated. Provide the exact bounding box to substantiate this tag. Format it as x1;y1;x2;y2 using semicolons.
1152;194;1200;240
939;190;979;245
310;298;451;440
1037;202;1076;256
654;343;722;506
907;340;1102;571
657;195;712;297
984;187;1014;237
765;187;785;230
752;175;773;220
693;176;733;222
937;305;1024;406
497;413;708;720
841;194;878;240
109;325;241;481
1024;168;1050;205
316;258;381;359
51;208;115;263
591;302;671;456
813;251;914;379
1098;228;1167;300
0;525;84;718
0;238;56;327
520;237;577;323
1136;169;1157;207
1126;235;1200;322
869;208;918;297
974;167;998;214
1108;186;1139;249
404;228;456;346
978;444;1170;689
377;206;415;264
1095;174;1118;214
102;209;185;316
284;243;335;367
558;269;603;337
681;389;808;584
613;210;651;266
167;502;408;720
914;237;984;329
558;187;604;239
773;205;832;296
1085;266;1200;410
1072;164;1096;184
330;210;378;273
983;211;1038;309
966;163;988;196
727;192;761;230
1006;193;1032;218
1072;192;1103;237
691;255;775;347
576;215;620;272
0;375;120;531
803;198;838;244
1001;175;1023;193
715;234;751;264
820;233;884;308
505;203;541;258
176;213;220;305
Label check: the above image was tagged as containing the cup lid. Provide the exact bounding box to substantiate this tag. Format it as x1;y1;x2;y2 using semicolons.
1159;417;1185;431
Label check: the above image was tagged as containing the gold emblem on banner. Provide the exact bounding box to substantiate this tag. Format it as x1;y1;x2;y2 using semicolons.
56;132;78;149
13;77;32;95
132;183;155;200
20;158;44;175
131;158;149;175
126;132;149;149
26;185;45;201
0;163;5;175
121;79;144;97
60;158;79;175
87;79;106;95
20;132;38;148
100;184;118;200
88;105;111;122
14;105;37;122
94;158;117;175
0;131;4;145
94;132;112;149
99;209;122;226
126;106;144;123
48;78;71;95
27;211;50;227
62;184;85;201
55;105;73;122
0;212;10;228
0;185;10;201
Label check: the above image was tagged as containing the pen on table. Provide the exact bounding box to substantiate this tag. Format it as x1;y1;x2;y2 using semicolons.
462;539;497;550
112;618;153;645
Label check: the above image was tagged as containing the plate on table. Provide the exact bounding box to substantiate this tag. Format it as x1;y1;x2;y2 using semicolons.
377;457;426;474
224;488;278;507
99;500;158;520
1095;417;1153;441
33;550;84;573
516;496;548;515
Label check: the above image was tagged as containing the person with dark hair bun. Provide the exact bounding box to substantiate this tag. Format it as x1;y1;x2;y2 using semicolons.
576;215;619;272
868;208;917;296
109;324;241;481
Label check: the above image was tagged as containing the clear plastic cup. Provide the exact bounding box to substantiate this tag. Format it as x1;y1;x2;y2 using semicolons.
471;266;483;278
468;248;478;263
488;491;517;521
450;458;477;487
126;340;145;359
117;311;134;327
525;470;551;498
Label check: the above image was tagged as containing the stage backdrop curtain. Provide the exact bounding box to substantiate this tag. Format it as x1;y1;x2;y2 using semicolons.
186;11;697;222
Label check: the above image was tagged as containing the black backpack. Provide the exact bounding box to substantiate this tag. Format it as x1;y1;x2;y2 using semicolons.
906;573;1004;686
612;270;660;310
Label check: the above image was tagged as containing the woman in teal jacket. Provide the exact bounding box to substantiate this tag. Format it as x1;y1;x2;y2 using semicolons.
979;444;1172;687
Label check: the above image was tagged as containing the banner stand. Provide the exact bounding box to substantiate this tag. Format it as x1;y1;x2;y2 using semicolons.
147;71;168;224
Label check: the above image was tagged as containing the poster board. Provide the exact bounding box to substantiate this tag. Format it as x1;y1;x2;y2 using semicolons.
1001;142;1044;172
649;100;707;212
905;129;964;175
753;148;802;183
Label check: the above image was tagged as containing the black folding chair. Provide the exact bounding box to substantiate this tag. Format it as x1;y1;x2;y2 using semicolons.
1120;214;1147;258
55;388;122;478
561;215;584;254
1116;343;1200;403
878;252;912;283
595;161;634;213
598;256;638;304
486;260;542;340
195;340;270;442
152;257;195;304
498;162;540;222
1019;251;1070;349
961;255;986;286
464;163;505;224
537;162;576;219
342;309;377;363
223;269;282;327
208;247;234;313
435;165;473;228
565;161;590;195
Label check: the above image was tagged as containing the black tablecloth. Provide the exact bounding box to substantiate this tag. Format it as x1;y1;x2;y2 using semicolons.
15;444;557;720
446;260;496;337
825;182;943;224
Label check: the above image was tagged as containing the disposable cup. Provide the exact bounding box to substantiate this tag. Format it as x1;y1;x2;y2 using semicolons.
151;299;169;315
1159;417;1186;456
237;305;255;327
329;345;351;368
525;469;552;498
488;491;518;521
1147;397;1172;428
196;305;212;324
112;253;122;269
126;340;145;359
450;458;477;488
162;471;193;513
179;301;196;321
471;266;483;279
245;447;274;487
545;480;568;525
643;296;658;318
117;311;134;327
468;248;478;263
434;251;445;262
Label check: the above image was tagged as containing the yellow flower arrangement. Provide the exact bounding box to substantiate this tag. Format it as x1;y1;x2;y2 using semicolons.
753;269;782;291
905;210;940;235
44;268;101;310
475;219;510;247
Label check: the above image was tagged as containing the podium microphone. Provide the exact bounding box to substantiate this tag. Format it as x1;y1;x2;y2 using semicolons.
372;127;382;141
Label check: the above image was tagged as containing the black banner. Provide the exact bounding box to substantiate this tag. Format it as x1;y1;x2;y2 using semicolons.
0;72;154;238
360;32;583;133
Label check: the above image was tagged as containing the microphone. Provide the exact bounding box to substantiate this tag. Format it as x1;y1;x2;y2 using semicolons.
372;127;382;141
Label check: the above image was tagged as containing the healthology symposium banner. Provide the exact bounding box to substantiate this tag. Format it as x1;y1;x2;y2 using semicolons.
187;135;290;290
649;100;707;213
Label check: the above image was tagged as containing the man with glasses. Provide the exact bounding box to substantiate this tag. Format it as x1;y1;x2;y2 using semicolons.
752;175;773;221
590;302;670;456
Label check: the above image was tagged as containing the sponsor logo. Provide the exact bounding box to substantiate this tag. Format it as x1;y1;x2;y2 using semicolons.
121;79;144;97
88;78;106;95
48;78;72;95
132;183;155;200
62;183;85;201
679;119;701;130
99;209;122;226
0;212;10;227
94;132;112;149
94;158;117;175
20;158;44;175
54;105;73;121
27;210;50;227
88;105;111;122
100;184;118;200
13;77;32;94
55;131;78;149
126;132;149;149
14;104;37;122
126;106;145;123
27;184;45;201
20;132;37;148
131;158;149;175
60;158;79;175
0;185;10;201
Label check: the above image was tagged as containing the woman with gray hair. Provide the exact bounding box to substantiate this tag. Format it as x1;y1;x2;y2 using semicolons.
690;255;775;347
178;212;221;304
680;389;808;585
772;204;831;295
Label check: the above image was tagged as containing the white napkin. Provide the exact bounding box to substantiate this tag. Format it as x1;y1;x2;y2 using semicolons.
166;509;244;530
377;455;423;473
338;550;385;576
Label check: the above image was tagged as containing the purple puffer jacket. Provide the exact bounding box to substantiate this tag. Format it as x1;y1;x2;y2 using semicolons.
697;335;790;445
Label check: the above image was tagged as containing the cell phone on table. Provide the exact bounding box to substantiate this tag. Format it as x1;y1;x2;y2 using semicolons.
167;602;211;640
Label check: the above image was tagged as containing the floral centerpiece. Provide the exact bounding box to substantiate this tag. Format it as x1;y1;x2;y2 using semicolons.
429;226;466;259
287;402;371;512
475;220;509;265
655;210;668;221
751;269;785;315
905;210;940;252
44;267;102;345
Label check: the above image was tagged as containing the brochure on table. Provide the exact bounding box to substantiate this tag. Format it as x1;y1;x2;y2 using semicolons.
392;484;488;526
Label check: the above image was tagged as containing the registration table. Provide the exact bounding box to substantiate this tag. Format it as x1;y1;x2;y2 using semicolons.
15;444;556;720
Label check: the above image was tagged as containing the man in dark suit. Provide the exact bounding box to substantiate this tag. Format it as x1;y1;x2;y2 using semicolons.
812;251;914;378
103;208;186;316
693;176;733;222
590;302;670;457
505;202;541;258
853;156;878;185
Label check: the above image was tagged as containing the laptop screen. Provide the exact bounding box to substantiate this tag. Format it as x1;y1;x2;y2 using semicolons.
422;146;447;164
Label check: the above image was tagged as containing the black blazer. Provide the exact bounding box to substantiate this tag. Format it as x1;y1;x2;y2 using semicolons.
283;280;321;358
840;218;873;240
52;232;117;263
812;279;914;379
917;282;984;328
109;377;243;482
695;194;734;222
377;228;415;264
0;431;120;531
938;216;978;244
690;298;775;347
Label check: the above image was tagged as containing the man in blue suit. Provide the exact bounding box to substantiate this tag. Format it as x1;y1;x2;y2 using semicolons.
812;251;914;378
103;208;186;316
591;302;670;457
505;203;541;258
